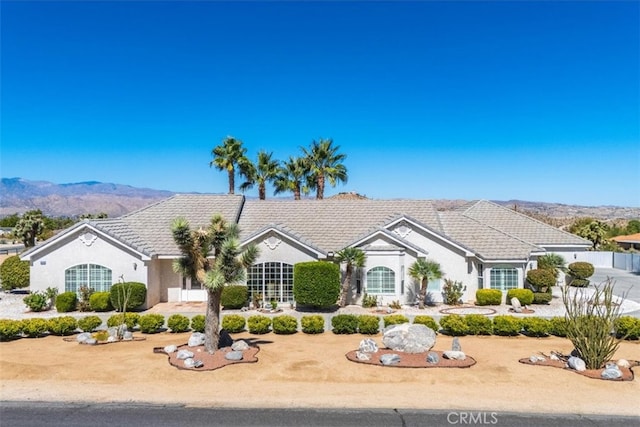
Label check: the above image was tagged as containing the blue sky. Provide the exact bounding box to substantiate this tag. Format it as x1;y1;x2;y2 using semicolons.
1;1;638;207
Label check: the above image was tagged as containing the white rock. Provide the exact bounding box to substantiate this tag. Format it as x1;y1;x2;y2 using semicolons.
356;351;372;361
443;351;466;361
164;344;178;354
188;332;205;347
176;349;194;360
568;356;586;372
231;340;249;351
616;359;630;368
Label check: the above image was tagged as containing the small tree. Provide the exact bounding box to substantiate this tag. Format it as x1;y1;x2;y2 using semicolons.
14;210;44;247
0;255;29;290
409;259;443;309
334;247;366;307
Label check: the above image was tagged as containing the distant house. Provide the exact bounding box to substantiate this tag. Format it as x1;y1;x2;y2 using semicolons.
0;227;14;237
611;233;640;251
20;195;591;308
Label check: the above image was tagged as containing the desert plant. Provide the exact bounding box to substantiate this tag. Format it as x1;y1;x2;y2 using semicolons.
47;316;78;336
521;317;551;337
475;289;502;306
89;291;113;312
23;292;48;312
464;314;492;335
0;319;23;341
138;314;165;333
383;314;409;327
44;287;58;309
221;314;246;333
110;282;147;311
409;258;443;309
167;314;191;333
526;269;556;293
334;247;366;307
389;300;402;310
77;286;94;312
190;314;206;333
532;292;553;305
21;318;49;338
331;314;359;334
613;316;640;340
272;315;298;334
357;315;380;335
412;315;439;333
537;253;566;279
0;255;29;290
439;314;468;336
77;315;103;332
506;289;534;306
247;315;271;334
221;285;248;309
293;261;340;309
107;313;140;330
361;293;378;308
442;279;466;305
301;315;325;334
55;292;78;313
492;315;522;336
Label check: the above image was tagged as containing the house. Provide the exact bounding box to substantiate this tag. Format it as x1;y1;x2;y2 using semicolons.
20;195;592;308
610;233;640;251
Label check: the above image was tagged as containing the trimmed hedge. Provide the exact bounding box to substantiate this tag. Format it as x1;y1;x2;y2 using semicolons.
89;292;113;312
221;285;248;309
548;317;568;337
107;313;140;330
521;317;551;337
110;282;147;311
412;315;439;333
138;314;165;333
331;314;359;334
526;268;556;291
190;314;206;333
439;314;468;336
222;314;246;333
301;315;325;334
383;314;409;327
293;261;340;309
492;315;522;336
167;314;190;333
47;316;78;336
614;316;640;340
568;262;594;279
475;289;502;306
506;289;534;306
0;255;29;291
247;315;271;334
532;292;553;305
21;318;49;338
0;319;23;340
77;315;103;332
272;315;298;334
358;315;380;335
464;314;492;335
55;292;77;313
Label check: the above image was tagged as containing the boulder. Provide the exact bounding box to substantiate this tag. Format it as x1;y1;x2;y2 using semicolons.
225;351;243;361
382;323;436;354
616;359;630;368
426;352;439;364
231;340;249;351
184;358;196;368
510;297;522;313
451;337;461;352
443;351;466;360
380;354;401;365
122;331;133;341
188;332;205;347
76;332;92;343
85;338;97;345
601;363;622;380
568;356;586;372
176;349;195;360
164;345;178;354
356;351;372;361
358;338;379;354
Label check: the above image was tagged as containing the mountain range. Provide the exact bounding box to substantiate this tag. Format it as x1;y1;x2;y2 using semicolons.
1;177;638;220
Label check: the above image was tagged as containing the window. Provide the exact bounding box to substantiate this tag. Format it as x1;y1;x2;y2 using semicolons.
489;266;518;291
65;264;113;294
478;263;484;289
247;262;294;303
366;266;395;294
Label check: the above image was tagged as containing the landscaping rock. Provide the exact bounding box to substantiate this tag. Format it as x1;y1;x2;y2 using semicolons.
601;363;622;380
107;336;117;343
382;323;436;353
356;351;372;361
164;345;178;354
568;356;586;372
219;330;234;348
510;297;522;313
426;352;439;364
380;354;401;365
107;327;118;338
359;338;379;353
529;355;545;363
231;340;249;351
451;337;461;352
443;351;466;360
188;332;205;347
76;332;92;343
184;358;196;368
85;338;97;345
176;349;194;360
225;351;243;361
193;359;204;368
550;353;560;361
616;359;630;368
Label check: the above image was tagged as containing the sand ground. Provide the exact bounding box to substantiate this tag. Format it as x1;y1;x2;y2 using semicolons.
1;332;639;416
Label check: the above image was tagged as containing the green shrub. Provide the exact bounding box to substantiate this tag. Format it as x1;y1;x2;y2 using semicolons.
247;315;271;334
222;314;246;333
47;316;78;336
526;269;556;292
548;316;568;337
614;316;640;340
89;291;113;312
109;282;147;311
442;279;466;305
138;314;165;333
93;330;110;342
521;317;551;337
190;314;206;333
23;292;48;312
568;262;594;280
21;318;49;338
357;315;380;335
0;319;23;340
464;314;492;335
361;293;378;308
77;286;93;312
167;314;190;333
412;315;439;333
293;261;340;309
0;255;29;290
221;285;248;309
532;292;553;305
506;289;534;306
569;278;590;287
301;315;325;334
383;314;409;327
272;315;298;335
77;315;103;332
492;315;522;336
55;292;77;313
107;312;140;330
475;289;502;306
439;314;468;336
331;314;359;334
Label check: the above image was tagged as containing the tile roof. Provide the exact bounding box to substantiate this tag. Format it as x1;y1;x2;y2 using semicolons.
612;233;640;243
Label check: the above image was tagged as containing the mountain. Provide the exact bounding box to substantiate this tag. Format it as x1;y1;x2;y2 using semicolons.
1;178;638;220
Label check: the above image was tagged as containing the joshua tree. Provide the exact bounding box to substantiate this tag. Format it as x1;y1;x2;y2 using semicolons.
172;215;258;353
274;156;309;200
14;210;44;247
301;138;348;199
239;150;280;200
409;259;443;309
334;247;366;307
210;136;250;194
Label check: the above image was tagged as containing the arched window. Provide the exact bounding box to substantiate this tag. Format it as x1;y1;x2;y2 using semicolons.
489;266;518;291
65;264;113;294
247;262;294;303
366;266;395;294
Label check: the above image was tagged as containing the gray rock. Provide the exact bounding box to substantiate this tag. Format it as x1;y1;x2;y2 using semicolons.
426;352;440;364
356;351;372;361
358;338;379;354
529;355;545;363
616;359;630;368
382;323;436;354
380;354;401;365
550;353;560;361
568;356;586;372
188;332;205;347
443;351;466;360
510;297;522;313
164;345;178;354
85;338;97;345
107;336;117;343
176;349;195;360
107;327;118;337
122;331;133;341
76;332;92;343
231;340;249;351
451;337;461;352
193;359;204;368
225;351;243;361
601;364;622;380
184;358;196;368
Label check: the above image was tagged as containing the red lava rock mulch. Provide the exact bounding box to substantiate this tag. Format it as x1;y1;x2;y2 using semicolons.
346;349;476;368
519;358;638;381
154;343;260;371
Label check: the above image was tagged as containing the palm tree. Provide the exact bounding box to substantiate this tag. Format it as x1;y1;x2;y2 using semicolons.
301;138;348;199
335;247;366;307
210;136;249;194
537;253;566;283
409;259;443;309
239;150;280;200
172;215;259;353
273;156;309;200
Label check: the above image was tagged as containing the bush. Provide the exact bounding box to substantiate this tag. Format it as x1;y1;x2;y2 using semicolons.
77;286;93;312
77;315;103;332
614;316;640;340
383;314;409;327
464;314;492;335
475;289;502;306
190;314;205;333
293;261;340;309
107;312;140;330
23;292;48;312
532;292;553;305
89;291;113;312
0;319;23;340
21;318;49;338
526;269;556;292
521;317;551;337
331;314;359;334
492;315;522;336
439;315;468;336
272;315;298;334
301;315;325;334
568;262;594;280
55;292;77;313
361;293;378;308
569;278;590;287
442;279;466;305
110;282;147;311
222;314;246;333
221;285;248;309
138;314;165;333
357;315;380;335
412;315;439;333
0;255;29;290
47;316;78;336
167;314;190;333
506;289;534;306
247;315;271;334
